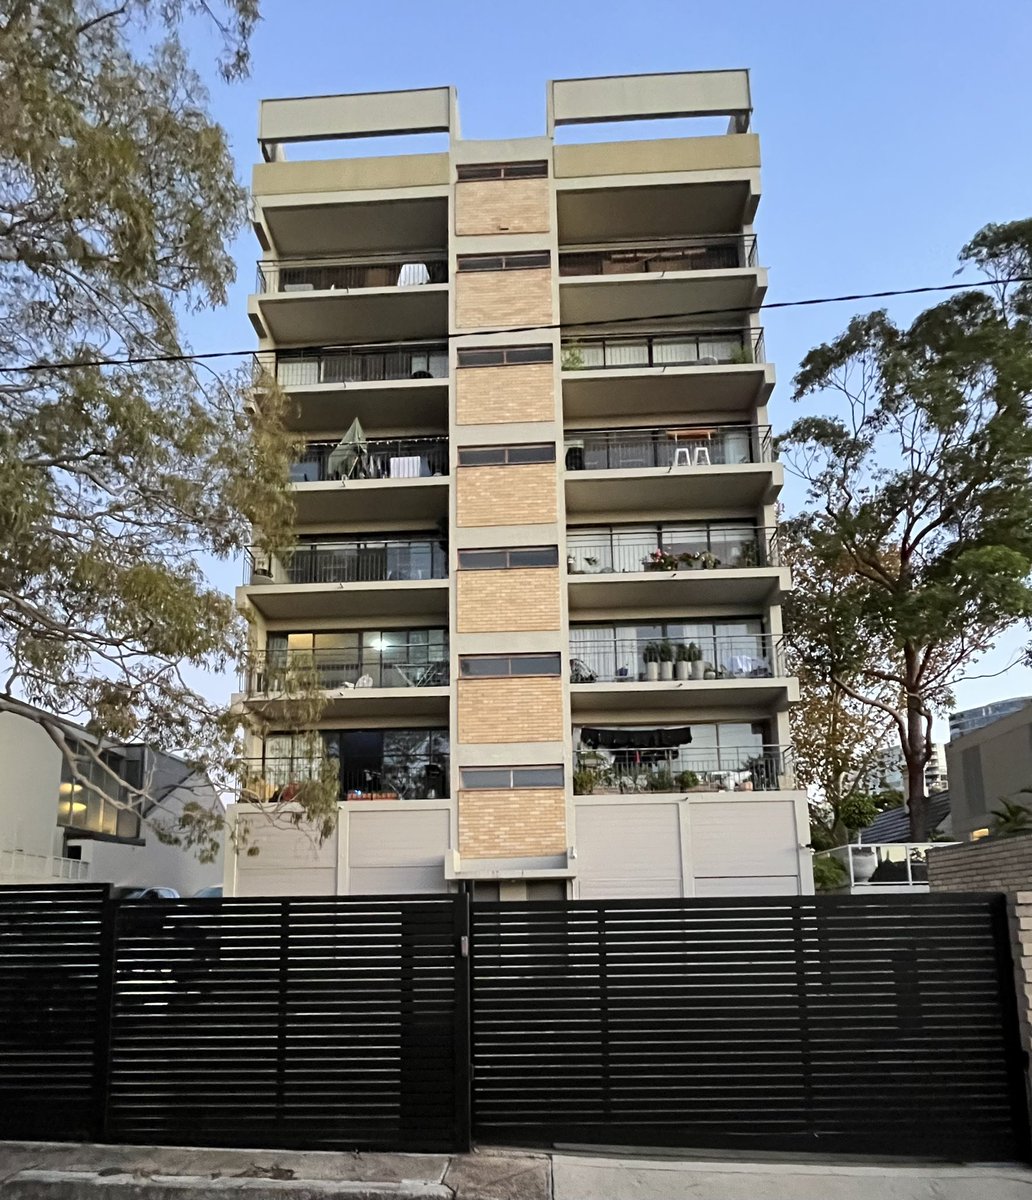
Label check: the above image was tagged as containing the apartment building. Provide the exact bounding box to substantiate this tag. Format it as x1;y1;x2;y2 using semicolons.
229;69;813;899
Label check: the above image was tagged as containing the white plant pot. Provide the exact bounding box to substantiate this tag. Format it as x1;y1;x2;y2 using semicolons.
851;849;877;883
645;662;660;682
660;661;674;681
691;661;706;681
675;661;689;681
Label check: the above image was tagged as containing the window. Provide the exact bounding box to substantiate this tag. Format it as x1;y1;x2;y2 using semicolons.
457;345;552;368
58;747;141;840
264;628;448;690
460;654;561;678
459;546;559;570
457;161;548;181
458;444;555;467
462;765;564;789
457;252;550;272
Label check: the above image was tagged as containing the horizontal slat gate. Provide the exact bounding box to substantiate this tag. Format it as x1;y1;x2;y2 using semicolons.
471;895;1028;1160
107;895;467;1151
0;884;110;1140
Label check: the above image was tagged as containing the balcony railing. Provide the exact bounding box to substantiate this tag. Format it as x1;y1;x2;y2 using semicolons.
243;649;449;694
564;425;772;472
561;328;765;371
246;539;448;586
257;343;449;388
574;745;791;795
558;235;758;278
256;254;448;294
242;755;448;802
570;634;782;685
815;843;950;889
0;848;90;882
292;436;448;483
566;526;780;575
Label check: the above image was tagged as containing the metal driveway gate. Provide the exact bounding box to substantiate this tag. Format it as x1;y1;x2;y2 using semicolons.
471;894;1030;1160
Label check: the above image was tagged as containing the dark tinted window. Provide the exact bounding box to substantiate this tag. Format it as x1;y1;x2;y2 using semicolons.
456;161;548;181
507;444;556;464
509;546;559;568
457;252;550;272
460;654;561;678
462;765;564;789
458;448;507;466
458;549;508;570
458;444;555;467
461;768;512;789
510;655;562;676
457;345;552;368
512;766;564;788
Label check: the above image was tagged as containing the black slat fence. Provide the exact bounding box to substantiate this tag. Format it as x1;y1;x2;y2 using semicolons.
471;894;1029;1160
0;887;1028;1161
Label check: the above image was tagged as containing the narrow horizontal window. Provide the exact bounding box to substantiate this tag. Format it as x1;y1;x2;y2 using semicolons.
457;345;553;369
459;546;559;570
457;252;550;273
456;161;548;181
509;546;559;568
462;765;565;790
460;654;561;678
458;444;555;467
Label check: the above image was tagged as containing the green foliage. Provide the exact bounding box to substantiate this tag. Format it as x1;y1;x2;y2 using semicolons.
643;641;661;663
991;798;1032;839
675;769;700;790
812;854;849;893
648;769;674;792
658;639;675;663
780;218;1032;839
0;2;335;852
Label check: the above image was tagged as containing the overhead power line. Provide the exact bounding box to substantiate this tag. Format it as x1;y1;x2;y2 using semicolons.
2;274;1029;375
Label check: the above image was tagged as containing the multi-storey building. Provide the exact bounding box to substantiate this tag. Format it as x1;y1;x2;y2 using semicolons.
949;697;1032;741
228;70;813;899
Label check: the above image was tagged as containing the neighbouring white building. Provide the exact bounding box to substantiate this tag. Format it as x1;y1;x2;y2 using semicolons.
0;708;222;894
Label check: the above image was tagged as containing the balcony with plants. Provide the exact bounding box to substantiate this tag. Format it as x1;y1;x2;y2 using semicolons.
250;251;449;343
559;328;772;420
572;721;792;796
563;424;778;513
242;728;450;804
557;235;765;327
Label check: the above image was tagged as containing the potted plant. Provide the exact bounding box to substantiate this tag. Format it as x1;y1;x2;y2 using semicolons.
850;845;878;883
675;642;691;681
644;548;680;571
704;665;717;680
676;769;700;791
648;768;674;792
659;639;675;680
687;641;705;680
643;641;661;682
561;344;586;370
698;551;721;569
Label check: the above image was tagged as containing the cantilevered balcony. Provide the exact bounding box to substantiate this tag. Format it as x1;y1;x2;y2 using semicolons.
560;328;773;420
563;424;779;514
242;750;449;804
241;646;449;720
566;524;789;612
569;632;793;713
242;538;448;621
249;252;448;342
290;436;449;524
558;236;766;327
573;741;793;796
255;342;448;432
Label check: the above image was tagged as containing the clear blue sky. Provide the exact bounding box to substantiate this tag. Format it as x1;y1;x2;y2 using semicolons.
191;0;1032;733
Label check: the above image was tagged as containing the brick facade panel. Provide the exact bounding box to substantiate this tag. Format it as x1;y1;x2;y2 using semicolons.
457;676;565;744
455;269;553;329
455;179;550;236
928;835;1032;893
456;462;557;527
458;787;566;857
456;567;561;633
455;363;555;425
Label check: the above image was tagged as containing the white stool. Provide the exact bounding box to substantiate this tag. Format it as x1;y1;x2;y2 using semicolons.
693;446;712;466
673;446;692;467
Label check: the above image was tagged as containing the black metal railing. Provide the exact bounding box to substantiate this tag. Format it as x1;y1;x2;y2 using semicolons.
573;744;791;794
241;755;448;802
564;425;772;471
292;436;448;483
560;328;765;370
558;234;758;278
245;538;448;585
243;649;449;694
566;526;780;575
256;254;448;294
569;634;782;685
256;343;449;387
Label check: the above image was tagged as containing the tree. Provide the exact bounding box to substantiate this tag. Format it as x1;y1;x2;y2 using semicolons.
0;1;335;857
779;218;1032;840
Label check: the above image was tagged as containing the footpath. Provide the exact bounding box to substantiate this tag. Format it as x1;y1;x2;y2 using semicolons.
2;1140;1032;1200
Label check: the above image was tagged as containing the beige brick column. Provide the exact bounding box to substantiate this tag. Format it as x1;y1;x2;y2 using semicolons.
1009;892;1032;1129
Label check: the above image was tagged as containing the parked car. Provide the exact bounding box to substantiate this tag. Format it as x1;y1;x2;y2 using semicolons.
120;886;180;899
193;885;223;898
